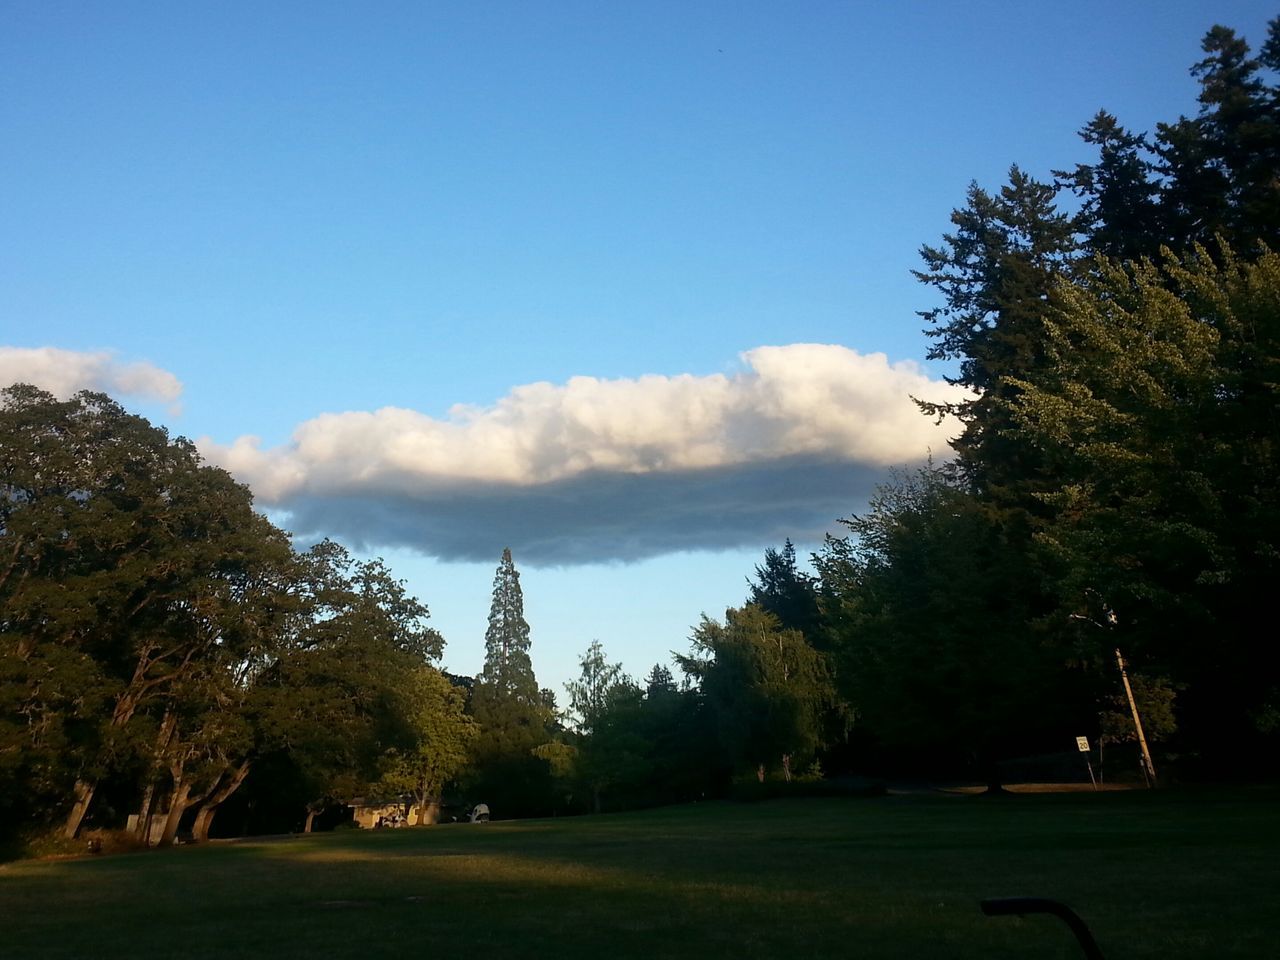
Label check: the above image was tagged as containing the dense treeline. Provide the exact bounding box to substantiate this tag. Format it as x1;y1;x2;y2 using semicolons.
3;19;1278;852
868;17;1280;781
577;17;1280;794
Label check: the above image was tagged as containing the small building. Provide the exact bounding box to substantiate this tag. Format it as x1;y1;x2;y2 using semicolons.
347;797;443;827
348;798;413;828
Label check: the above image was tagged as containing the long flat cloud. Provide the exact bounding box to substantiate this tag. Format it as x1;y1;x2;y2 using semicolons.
0;347;183;405
201;344;966;565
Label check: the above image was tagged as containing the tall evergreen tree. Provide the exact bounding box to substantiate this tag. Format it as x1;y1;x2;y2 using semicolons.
477;548;537;705
1057;111;1164;262
914;166;1081;504
1156;21;1280;251
1064;20;1280;257
467;548;552;816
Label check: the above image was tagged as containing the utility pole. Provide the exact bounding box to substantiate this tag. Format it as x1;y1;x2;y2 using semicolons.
1116;648;1157;787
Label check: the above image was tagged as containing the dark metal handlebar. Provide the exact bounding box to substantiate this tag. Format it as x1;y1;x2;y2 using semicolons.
980;897;1105;960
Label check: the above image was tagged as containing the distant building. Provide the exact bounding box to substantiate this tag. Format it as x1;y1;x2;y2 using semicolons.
348;798;413;828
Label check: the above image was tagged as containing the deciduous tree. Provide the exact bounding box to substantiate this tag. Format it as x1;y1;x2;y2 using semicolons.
380;665;476;825
679;606;841;782
0;386;293;838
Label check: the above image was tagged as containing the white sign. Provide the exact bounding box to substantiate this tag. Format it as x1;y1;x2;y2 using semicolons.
1076;736;1090;752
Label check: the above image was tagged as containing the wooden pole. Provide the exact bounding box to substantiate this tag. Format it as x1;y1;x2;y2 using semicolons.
1116;648;1157;787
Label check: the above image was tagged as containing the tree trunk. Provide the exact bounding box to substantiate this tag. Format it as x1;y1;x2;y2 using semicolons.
136;710;178;842
63;779;97;839
782;754;792;783
756;763;765;784
303;809;316;834
65;690;173;840
192;760;251;842
192;805;217;843
159;779;192;846
135;779;158;842
412;779;429;825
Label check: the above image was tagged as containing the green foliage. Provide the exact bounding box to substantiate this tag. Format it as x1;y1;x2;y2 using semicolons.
0;385;294;836
565;640;626;734
746;539;823;644
471;548;544;760
554;646;724;813
252;539;445;812
531;738;577;780
1099;674;1179;747
679;605;843;780
1004;244;1280;760
1056;112;1163;262
1062;19;1280;256
916;166;1080;396
561;641;649;812
912;165;1083;547
644;663;677;698
379;665;476;823
815;464;1089;782
866;17;1280;781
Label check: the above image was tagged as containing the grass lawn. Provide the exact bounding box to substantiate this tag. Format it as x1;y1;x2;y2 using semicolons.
2;788;1276;959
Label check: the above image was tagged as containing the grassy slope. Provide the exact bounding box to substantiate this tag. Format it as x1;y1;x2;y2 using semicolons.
1;789;1276;959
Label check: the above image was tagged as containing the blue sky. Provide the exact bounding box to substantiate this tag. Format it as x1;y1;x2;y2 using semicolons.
3;1;1275;694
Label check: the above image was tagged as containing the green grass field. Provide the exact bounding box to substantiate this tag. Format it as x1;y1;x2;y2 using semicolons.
2;789;1277;959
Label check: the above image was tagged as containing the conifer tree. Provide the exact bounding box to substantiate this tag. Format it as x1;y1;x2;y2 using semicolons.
747;539;822;644
644;664;677;699
467;549;552;815
1156;21;1280;250
477;548;538;706
914;166;1081;504
1056;111;1163;261
1066;19;1280;256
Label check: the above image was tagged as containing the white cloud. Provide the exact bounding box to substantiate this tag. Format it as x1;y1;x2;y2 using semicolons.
206;344;961;498
201;344;967;564
0;347;183;406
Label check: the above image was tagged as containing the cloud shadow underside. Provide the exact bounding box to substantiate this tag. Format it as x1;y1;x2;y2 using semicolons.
275;456;889;566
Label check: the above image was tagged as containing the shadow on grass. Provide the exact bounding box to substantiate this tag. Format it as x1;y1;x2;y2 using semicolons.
2;790;1277;960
